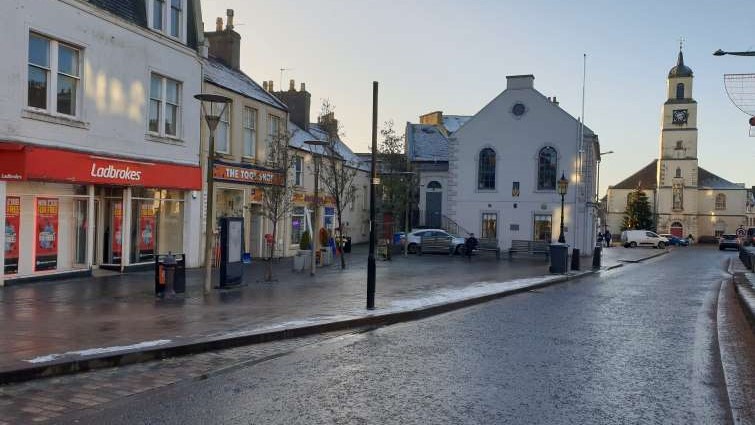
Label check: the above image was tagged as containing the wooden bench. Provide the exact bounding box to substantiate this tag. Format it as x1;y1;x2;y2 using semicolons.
474;238;501;259
419;235;453;255
508;240;550;259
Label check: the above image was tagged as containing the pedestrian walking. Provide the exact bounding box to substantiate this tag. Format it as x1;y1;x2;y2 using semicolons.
597;232;604;246
604;230;612;247
465;233;478;262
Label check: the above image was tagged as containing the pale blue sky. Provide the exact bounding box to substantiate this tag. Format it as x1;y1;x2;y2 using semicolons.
201;0;755;195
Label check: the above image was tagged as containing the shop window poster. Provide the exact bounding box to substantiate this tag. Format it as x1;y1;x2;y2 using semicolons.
112;201;123;263
35;197;58;271
4;196;20;275
139;203;156;261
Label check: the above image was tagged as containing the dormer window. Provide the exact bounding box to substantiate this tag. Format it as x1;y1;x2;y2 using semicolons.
148;0;184;40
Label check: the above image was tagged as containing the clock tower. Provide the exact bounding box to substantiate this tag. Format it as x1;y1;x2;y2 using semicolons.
656;47;699;234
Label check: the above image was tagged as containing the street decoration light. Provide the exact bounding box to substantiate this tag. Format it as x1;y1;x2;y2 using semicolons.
195;93;232;294
557;172;569;243
305;139;328;276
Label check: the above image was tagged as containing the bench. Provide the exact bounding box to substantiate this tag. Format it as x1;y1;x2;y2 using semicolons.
508;240;550;259
419;236;453;255
474;238;501;259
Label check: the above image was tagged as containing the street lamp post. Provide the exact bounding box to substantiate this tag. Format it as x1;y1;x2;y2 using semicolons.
195;94;232;294
367;81;378;310
557;172;569;244
596;150;614;232
305;139;328;276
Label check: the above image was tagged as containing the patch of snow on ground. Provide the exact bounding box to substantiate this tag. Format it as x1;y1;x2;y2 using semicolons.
25;339;173;364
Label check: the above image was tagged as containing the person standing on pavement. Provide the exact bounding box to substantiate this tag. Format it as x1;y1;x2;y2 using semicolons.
604;229;612;247
597;232;604;246
465;233;478;262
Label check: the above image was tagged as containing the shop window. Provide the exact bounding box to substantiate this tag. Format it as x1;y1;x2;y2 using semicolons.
291;206;305;244
28;32;81;116
715;193;726;210
481;212;497;240
149;73;182;138
537;147;557;190
533;214;552;242
478;148;496;190
243;106;257;158
294;156;303;186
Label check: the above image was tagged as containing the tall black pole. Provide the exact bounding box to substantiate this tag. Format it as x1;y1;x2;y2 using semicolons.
367;82;378;310
558;193;566;243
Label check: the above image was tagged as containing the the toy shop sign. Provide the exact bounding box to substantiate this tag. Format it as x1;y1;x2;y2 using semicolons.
213;161;284;186
0;142;201;190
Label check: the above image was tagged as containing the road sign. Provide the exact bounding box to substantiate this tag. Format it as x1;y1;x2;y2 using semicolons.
736;227;746;237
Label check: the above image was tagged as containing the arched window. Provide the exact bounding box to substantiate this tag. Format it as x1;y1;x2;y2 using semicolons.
537;147;557;190
676;83;684;99
478;148;496;190
675;167;682;178
427;181;442;190
715;193;726;210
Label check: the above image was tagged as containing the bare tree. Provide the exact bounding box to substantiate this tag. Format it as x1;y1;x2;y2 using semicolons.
259;130;296;281
317;100;357;269
378;120;414;234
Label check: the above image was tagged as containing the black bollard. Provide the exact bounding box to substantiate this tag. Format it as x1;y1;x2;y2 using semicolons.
571;248;580;271
592;246;602;269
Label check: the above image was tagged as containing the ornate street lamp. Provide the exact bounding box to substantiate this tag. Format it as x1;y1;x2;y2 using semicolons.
557;172;569;243
305;139;328;276
195;94;232;294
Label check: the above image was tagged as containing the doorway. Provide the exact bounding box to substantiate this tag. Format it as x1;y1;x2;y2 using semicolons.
670;222;683;238
425;181;442;228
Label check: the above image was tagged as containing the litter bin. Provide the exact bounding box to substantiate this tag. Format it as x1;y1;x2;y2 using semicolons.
549;243;569;274
393;232;405;245
155;252;186;296
344;236;352;253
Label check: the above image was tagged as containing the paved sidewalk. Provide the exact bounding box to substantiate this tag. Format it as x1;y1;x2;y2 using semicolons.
0;243;658;382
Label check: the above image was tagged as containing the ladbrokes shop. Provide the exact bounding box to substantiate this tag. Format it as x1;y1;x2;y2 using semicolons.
0;142;201;284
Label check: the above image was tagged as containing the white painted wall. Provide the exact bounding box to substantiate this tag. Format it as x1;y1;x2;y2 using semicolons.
448;75;597;254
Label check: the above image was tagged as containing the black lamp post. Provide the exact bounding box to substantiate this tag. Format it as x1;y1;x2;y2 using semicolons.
367;82;378;310
557;172;569;243
195;93;232;294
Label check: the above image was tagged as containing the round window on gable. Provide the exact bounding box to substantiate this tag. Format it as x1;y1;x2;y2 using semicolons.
512;103;526;117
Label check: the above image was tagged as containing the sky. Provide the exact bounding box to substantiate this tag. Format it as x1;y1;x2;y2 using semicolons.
201;0;755;196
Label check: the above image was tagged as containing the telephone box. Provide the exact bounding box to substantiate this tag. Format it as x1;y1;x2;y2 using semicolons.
219;217;244;287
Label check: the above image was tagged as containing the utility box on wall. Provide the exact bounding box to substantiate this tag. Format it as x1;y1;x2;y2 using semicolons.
219;217;244;287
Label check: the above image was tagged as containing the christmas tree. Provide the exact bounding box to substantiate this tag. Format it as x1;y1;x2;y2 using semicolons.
621;185;654;231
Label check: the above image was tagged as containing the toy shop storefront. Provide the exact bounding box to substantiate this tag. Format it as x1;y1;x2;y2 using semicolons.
0;143;201;285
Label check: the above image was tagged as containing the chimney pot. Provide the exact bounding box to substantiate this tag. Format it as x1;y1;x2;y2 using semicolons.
553;96;559;105
263;81;268;91
268;80;274;92
215;17;223;32
300;82;306;92
289;79;295;91
226;9;234;30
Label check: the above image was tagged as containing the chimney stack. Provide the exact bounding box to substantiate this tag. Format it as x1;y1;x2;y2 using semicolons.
506;74;535;90
268;80;273;92
552;96;559;106
205;10;241;69
225;9;234;30
273;81;312;131
263;81;268;91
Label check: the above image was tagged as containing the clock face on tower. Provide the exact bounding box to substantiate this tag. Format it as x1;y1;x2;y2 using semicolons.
672;109;688;125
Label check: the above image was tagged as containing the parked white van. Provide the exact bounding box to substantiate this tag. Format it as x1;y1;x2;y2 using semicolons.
621;230;669;249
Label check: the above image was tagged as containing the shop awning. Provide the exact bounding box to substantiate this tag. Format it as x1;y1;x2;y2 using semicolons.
0;142;202;190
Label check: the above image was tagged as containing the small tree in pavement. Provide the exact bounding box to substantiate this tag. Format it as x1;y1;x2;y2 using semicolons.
259;130;296;281
378;120;414;236
317;100;357;269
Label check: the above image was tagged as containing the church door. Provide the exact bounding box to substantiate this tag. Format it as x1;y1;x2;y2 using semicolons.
670;222;683;238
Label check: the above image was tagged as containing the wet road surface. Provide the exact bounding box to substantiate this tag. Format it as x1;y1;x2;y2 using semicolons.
46;248;752;423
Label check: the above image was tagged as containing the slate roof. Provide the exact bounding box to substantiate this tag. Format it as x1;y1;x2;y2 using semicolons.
697;167;744;189
611;159;744;190
201;57;287;111
307;123;369;171
84;0;198;48
442;115;472;133
611;160;658;190
406;123;449;162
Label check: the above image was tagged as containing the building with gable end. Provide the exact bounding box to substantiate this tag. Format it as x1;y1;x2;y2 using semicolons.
605;49;753;239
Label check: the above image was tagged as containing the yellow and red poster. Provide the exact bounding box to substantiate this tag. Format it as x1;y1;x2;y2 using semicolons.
35;197;58;271
138;203;155;261
112;201;123;263
4;196;20;275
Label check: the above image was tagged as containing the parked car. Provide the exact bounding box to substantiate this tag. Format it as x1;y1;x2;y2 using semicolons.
620;230;669;248
407;229;465;254
718;234;741;251
658;234;689;246
743;227;755;246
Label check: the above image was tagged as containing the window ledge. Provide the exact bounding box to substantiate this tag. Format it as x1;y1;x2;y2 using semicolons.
241;156;258;164
215;152;235;160
22;109;89;129
146;133;184;145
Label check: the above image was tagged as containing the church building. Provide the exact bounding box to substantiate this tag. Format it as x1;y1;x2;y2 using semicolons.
605;49;752;239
